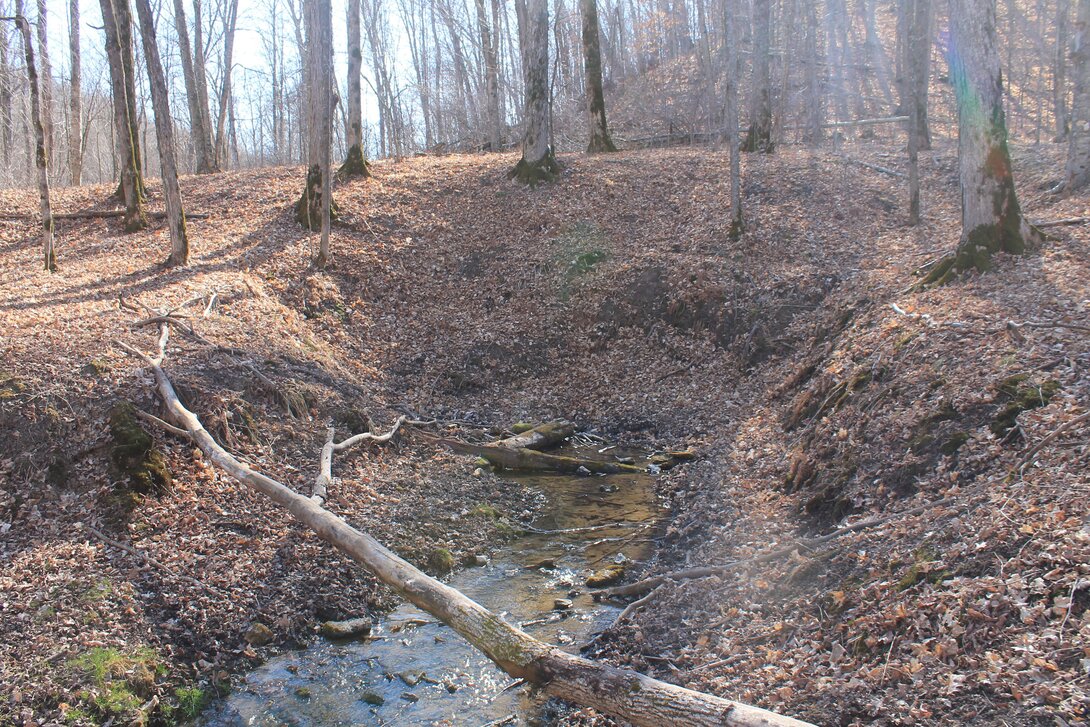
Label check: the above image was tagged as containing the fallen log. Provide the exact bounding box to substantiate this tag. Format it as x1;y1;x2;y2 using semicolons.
0;209;210;221
431;436;647;474
1032;216;1090;228
494;420;575;450
121;324;812;727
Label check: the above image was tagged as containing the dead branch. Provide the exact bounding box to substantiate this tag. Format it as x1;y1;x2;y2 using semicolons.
1016;411;1090;472
81;521;221;594
120;325;812;727
834;154;906;178
428;435;648;474
312;416;426;503
1032;216;1090;228
1007;319;1090;335
595;497;955;600
0;210;209;221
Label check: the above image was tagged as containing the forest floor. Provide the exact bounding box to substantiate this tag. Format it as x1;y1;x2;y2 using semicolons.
0;141;1087;726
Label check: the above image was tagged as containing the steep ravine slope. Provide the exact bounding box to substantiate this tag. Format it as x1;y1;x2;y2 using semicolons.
0;145;1086;726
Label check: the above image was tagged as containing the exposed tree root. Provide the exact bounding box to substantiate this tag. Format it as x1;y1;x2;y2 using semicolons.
119;321;814;727
508;151;562;186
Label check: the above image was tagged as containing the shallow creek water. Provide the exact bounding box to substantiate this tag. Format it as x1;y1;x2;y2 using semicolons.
201;448;664;726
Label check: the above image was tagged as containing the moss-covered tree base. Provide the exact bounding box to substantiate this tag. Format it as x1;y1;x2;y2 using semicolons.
728;213;745;241
586;133;618;154
109;403;172;502
508;151;562;187
295;163;340;230
338;143;372;178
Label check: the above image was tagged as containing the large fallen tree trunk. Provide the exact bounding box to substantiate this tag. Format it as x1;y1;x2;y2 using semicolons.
430;436;648;474
121;325;812;727
494;420;575;450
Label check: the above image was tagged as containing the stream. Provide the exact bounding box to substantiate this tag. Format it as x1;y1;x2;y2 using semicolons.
200;448;664;726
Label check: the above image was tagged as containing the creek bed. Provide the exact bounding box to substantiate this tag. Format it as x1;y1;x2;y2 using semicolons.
200;448;664;726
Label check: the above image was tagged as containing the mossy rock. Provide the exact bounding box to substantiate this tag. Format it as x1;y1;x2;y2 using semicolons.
426;548;456;575
510;422;535;434
109;403;172;497
586;564;626;588
0;370;25;398
990;379;1061;438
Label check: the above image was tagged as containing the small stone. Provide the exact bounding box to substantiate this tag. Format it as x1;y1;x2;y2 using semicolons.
553;598;573;610
399;670;425;687
400;692;419;703
294;687;312;699
320;617;373;640
468;554;489;567
472;467;483;477
243;623;274;646
576;466;592;476
360;691;385;706
444;680;459;694
526;558;556;570
598;483;619;493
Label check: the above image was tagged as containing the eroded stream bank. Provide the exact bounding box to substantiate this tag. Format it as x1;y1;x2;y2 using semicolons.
201;446;666;726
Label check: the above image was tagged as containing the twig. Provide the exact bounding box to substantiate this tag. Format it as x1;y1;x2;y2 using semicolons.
614;584;664;624
81;522;221;594
131;408;192;440
1008;319;1090;335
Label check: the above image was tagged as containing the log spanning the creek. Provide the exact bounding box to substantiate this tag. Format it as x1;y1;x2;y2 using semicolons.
432;436;649;474
121;323;813;727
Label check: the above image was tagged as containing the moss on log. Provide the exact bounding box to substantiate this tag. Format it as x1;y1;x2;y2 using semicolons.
494;420;575;450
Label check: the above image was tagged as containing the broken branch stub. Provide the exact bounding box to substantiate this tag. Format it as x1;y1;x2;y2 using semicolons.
122;326;813;727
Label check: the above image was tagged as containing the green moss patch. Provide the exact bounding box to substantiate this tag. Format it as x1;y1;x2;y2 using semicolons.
990;378;1061;439
109;403;172;499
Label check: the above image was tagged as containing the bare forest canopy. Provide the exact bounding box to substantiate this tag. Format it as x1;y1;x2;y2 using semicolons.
0;0;1081;188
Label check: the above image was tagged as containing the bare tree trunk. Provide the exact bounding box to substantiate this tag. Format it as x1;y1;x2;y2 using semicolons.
192;0;215;164
0;16;10;170
907;0;932;148
475;0;502;149
1056;0;1071;139
99;0;146;230
581;0;617;152
1066;0;1090;190
173;0;215;172
944;0;1034;276
6;5;54;269
67;0;81;184
742;0;773;152
35;0;51;168
511;0;559;183
296;0;337;239
339;0;370;175
725;0;742;238
861;0;894;109
213;0;238;168
905;0;921;225
126;326;815;727
132;0;187;266
802;0;822;145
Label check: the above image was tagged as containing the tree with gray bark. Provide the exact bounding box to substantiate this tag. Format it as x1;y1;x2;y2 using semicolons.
511;0;559;184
